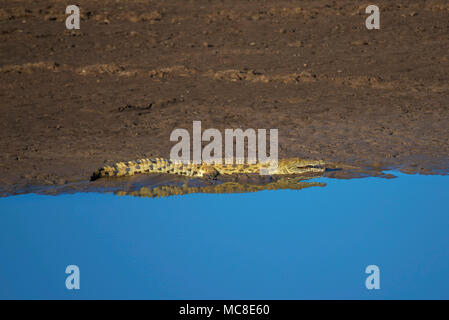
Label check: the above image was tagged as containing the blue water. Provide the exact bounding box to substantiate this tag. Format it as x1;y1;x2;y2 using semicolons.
0;172;448;299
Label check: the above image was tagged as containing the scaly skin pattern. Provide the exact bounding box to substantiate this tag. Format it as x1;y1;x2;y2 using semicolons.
91;158;325;180
114;178;326;199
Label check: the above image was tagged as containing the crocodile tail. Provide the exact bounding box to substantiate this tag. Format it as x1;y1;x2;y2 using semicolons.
90;165;117;181
90;169;102;181
91;158;155;180
91;158;185;180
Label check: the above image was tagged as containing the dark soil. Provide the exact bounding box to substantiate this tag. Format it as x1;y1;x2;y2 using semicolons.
1;0;448;195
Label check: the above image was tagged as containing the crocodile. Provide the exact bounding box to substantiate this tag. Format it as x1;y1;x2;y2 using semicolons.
114;177;326;199
91;158;326;180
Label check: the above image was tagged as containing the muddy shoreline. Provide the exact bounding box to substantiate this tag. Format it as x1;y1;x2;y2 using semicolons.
1;0;448;196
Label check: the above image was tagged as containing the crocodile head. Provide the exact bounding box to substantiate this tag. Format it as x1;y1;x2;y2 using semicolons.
275;159;325;175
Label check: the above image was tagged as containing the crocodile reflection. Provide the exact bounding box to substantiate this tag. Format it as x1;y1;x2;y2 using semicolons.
114;177;325;198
